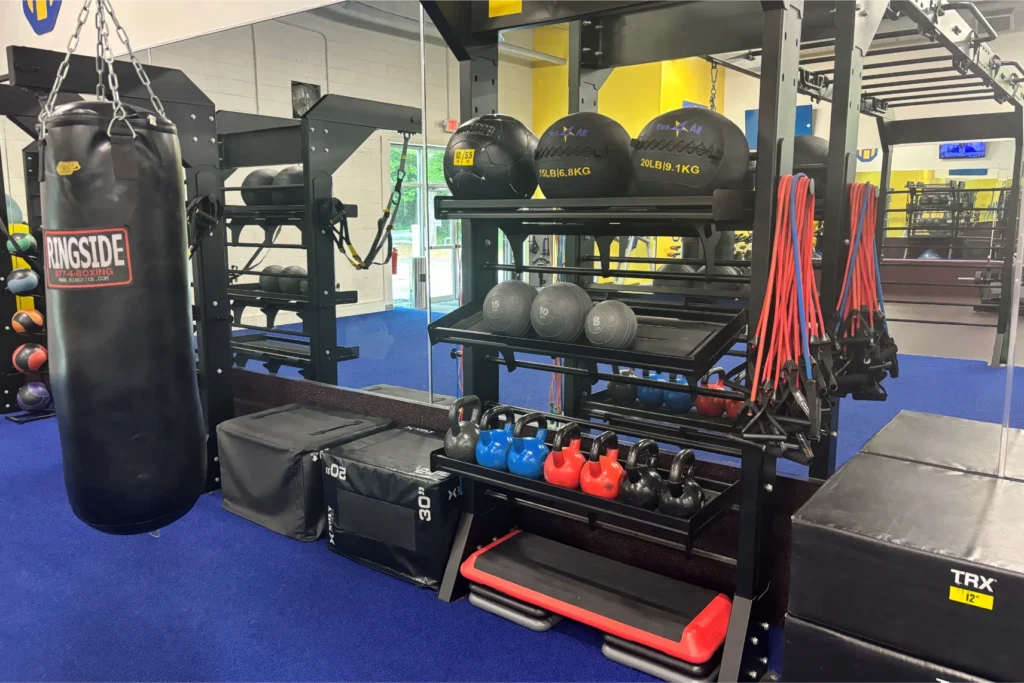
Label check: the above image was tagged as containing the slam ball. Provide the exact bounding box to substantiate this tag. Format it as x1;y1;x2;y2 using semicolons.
272;165;305;206
443;114;539;200
259;264;285;292
11;309;44;335
6;268;39;294
585;300;638;349
241;168;278;206
278;265;308;295
17;382;52;412
633;108;750;196
535;112;633;198
12;343;47;373
530;282;592;342
6;233;37;255
483;279;536;336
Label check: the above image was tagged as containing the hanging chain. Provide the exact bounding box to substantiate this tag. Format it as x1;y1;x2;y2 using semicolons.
101;0;166;119
38;0;93;137
39;0;167;139
709;62;719;112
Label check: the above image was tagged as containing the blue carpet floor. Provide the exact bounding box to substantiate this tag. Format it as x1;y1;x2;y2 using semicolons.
2;307;1022;680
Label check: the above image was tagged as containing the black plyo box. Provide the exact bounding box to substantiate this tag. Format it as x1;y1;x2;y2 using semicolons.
322;427;460;589
783;614;987;682
790;451;1024;681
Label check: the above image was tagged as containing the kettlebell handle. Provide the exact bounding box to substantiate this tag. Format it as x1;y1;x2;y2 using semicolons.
700;366;726;386
448;395;481;436
513;412;548;438
552;422;582;451
479;405;516;431
625;439;658;471
588;430;619;462
668;449;697;485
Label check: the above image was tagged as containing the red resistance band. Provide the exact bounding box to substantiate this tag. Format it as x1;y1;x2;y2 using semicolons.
751;175;824;397
837;182;880;338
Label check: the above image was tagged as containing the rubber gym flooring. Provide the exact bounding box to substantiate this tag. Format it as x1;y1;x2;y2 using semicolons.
2;307;1022;680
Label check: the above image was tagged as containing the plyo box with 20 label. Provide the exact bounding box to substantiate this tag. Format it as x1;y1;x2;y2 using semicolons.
322;427;460;589
787;411;1024;681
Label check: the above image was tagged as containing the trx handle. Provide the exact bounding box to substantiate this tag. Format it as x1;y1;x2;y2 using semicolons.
186;194;224;259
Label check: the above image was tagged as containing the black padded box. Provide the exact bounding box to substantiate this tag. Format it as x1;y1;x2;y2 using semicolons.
217;404;392;541
790;450;1024;681
783;614;987;682
323;427;460;588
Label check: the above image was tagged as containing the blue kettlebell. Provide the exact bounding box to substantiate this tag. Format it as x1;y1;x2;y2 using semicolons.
636;371;666;407
475;405;517;470
508;412;549;479
663;374;694;413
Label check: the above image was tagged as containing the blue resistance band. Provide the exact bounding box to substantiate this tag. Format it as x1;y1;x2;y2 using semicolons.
835;186;871;335
789;174;813;378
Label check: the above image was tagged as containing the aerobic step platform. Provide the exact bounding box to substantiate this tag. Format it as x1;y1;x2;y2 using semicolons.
461;531;731;666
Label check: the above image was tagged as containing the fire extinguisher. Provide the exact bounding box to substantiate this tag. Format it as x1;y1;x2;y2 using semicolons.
392;248;399;275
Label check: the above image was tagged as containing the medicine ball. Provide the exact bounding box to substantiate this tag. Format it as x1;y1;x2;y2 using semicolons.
6;233;37;255
272;165;305;205
483;279;536;336
658;262;696;289
259;264;285;292
17;382;52;412
535;113;633;198
241;168;278;206
697;264;748;292
443;114;538;200
585;300;638;349
633;108;750;196
530;282;592;342
12;343;47;372
793;135;829;200
5;194;23;225
11;309;44;335
278;265;307;295
6;268;39;294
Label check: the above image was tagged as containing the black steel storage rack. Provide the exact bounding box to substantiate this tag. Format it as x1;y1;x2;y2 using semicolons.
421;1;1024;680
215;97;420;384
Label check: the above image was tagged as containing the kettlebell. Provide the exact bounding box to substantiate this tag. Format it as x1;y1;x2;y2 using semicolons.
658;449;706;518
695;367;727;418
618;439;663;509
544;422;585;489
475;405;517;470
663;374;694;413
580;431;624;499
724;369;746;421
444;395;482;462
508;412;550;479
636;371;666;407
607;367;638;406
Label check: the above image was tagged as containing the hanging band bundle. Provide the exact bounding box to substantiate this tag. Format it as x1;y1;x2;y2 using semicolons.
742;174;831;462
833;181;899;399
38;0;207;535
332;132;412;270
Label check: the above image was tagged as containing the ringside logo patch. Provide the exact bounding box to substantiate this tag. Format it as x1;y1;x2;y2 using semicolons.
44;227;133;289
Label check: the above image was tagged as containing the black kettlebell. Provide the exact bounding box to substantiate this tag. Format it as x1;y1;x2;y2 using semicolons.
658;449;706;518
444;395;482;462
607;366;638;406
618;439;663;509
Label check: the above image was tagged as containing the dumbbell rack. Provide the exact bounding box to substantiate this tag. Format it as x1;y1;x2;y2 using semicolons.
214;95;420;384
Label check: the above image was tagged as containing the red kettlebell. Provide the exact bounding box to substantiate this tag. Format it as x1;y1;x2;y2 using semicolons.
544;422;585;489
695;366;727;418
579;431;624;500
724;369;747;421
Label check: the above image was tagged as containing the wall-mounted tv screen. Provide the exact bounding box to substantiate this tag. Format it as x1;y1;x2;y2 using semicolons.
939;141;986;159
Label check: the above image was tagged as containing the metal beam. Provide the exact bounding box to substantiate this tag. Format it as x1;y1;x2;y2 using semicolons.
878;111;1022;145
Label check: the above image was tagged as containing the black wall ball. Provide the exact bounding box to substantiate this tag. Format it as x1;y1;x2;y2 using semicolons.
443;114;538;200
632;108;750;196
534;112;633;198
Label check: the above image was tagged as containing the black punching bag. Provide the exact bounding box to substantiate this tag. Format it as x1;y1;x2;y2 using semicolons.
41;102;206;534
